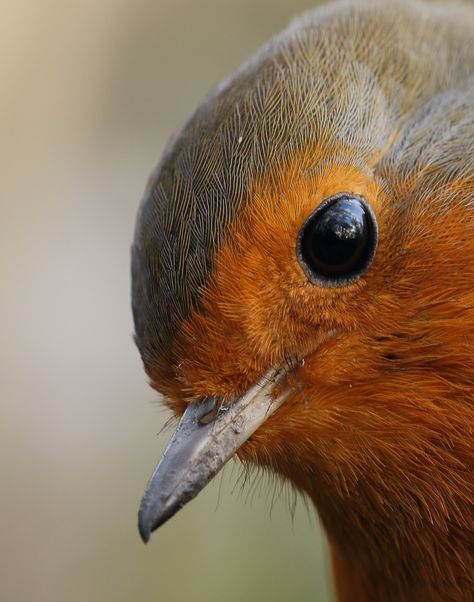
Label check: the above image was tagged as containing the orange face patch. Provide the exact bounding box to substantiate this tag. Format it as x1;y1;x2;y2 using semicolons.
144;155;474;568
150;159;387;404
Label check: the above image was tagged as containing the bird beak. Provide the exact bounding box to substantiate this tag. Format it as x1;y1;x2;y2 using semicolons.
138;367;290;542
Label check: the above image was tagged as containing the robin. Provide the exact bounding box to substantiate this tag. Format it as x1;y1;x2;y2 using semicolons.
131;1;474;600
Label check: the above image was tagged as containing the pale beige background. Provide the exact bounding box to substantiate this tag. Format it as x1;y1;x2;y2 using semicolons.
1;1;332;601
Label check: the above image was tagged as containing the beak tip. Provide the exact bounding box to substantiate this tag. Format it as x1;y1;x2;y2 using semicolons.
138;498;176;543
138;513;151;543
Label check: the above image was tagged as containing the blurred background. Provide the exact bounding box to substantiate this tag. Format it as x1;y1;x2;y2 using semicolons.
0;1;332;600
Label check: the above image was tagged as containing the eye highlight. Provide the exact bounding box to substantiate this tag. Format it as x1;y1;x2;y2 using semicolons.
297;193;378;286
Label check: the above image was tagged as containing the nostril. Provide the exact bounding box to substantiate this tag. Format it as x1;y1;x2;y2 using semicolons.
196;396;220;425
198;406;218;425
198;397;235;424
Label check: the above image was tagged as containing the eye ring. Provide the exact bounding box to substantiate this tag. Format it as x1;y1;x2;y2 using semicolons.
296;193;378;287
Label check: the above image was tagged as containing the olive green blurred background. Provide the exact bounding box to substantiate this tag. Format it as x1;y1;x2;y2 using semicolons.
1;1;332;600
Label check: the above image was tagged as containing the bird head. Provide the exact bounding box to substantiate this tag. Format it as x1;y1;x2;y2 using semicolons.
132;2;474;595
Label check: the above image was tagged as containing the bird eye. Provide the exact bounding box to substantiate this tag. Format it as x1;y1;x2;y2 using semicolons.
297;193;378;286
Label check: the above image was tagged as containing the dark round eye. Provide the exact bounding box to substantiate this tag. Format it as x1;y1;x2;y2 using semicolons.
297;193;378;286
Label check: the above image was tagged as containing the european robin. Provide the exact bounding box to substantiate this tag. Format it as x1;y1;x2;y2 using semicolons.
132;1;474;600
